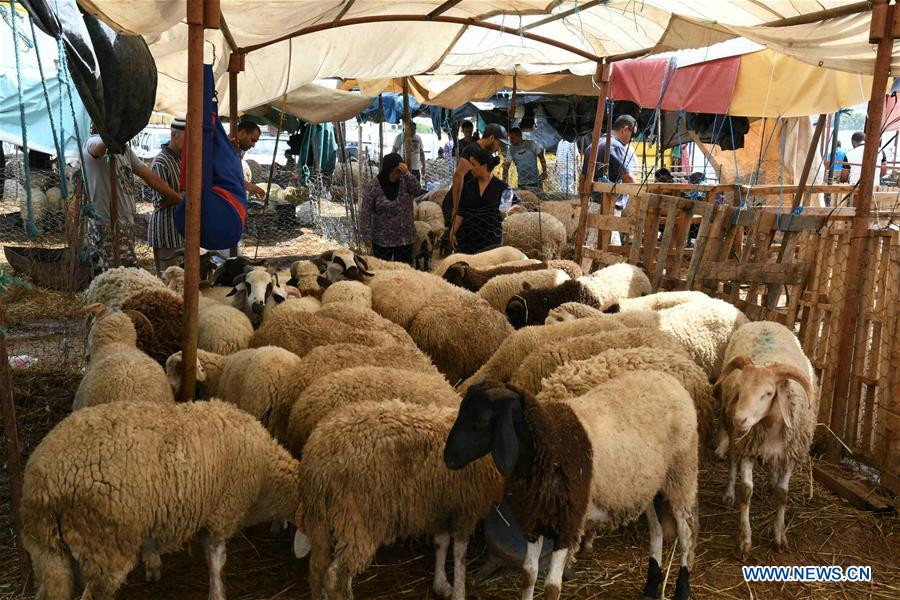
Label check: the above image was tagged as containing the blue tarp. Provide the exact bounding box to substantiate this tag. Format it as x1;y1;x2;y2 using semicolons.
0;1;90;158
357;92;443;137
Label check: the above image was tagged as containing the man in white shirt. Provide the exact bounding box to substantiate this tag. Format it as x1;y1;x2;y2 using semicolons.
555;138;580;194
842;131;887;188
392;122;426;183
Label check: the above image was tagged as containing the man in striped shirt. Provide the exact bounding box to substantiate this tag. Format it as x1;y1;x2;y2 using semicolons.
148;118;186;274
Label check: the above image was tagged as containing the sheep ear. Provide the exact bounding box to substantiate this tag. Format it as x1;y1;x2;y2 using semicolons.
603;303;620;314
521;281;532;291
286;277;299;287
165;354;183;394
491;400;519;477
271;288;287;304
775;380;793;429
231;273;246;287
226;282;245;297
316;275;333;289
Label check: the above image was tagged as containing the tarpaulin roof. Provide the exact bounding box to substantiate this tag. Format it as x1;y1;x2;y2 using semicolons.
78;1;872;121
1;0;90;157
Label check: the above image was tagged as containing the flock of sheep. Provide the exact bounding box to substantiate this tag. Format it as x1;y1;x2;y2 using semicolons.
19;242;819;600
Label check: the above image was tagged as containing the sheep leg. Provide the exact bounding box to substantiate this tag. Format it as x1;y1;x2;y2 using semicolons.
543;548;568;600
432;533;453;598
722;460;737;507
204;536;227;600
30;545;74;600
673;505;695;600
772;461;794;552
79;554;133;600
324;556;354;600
519;536;543;600
451;535;468;600
737;457;754;560
642;505;664;600
308;530;333;600
141;538;161;582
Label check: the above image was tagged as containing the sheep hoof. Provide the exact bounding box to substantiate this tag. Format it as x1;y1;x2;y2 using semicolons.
772;536;788;553
145;565;161;583
433;581;453;598
722;491;735;507
737;537;752;561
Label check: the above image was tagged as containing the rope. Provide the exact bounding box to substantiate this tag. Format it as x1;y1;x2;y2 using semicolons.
9;0;38;236
27;12;67;198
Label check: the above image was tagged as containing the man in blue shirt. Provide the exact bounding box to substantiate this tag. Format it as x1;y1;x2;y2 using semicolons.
828;141;847;180
502;127;547;189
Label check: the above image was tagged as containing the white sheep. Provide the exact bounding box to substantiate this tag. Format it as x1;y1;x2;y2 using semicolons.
545;291;713;324
83;266;168;309
22;400;299;600
433;246;529;277
537;200;579;242
415;200;447;239
714;321;818;558
295;399;504;600
477;268;570;313
18;188;47;232
537;346;717;449
227;266;291;327
320;280;372;310
166;346;302;443
368;269;470;329
458;317;629;393
284;366;459;455
414;221;438;271
502;211;568;260
44;186;65;212
444;375;699;600
74;304;175;411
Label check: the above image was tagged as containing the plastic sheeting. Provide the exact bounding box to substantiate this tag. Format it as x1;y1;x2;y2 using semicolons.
0;1;90;157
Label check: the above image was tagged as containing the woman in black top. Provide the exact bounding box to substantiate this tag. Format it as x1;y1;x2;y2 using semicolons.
450;148;510;254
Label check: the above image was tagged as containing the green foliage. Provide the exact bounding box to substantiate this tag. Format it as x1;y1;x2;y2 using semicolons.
839;112;867;131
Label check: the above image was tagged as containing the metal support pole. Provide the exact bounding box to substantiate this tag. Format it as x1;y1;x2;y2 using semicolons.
263;95;288;207
227;52;242;257
574;62;611;265
0;306;30;589
827;0;894;462
181;0;218;402
378;94;384;163
402;78;413;165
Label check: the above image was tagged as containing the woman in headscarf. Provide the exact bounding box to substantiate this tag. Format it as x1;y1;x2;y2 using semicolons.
358;153;422;264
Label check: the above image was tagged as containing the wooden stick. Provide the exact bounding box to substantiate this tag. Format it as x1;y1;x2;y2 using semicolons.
109;159;119;267
574;62;610;266
378;94;384;163
180;0;208;402
827;0;894;462
791;114;828;211
0;306;30;588
402;78;412;166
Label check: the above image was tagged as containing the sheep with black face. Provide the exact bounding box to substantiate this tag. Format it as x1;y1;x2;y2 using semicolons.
444;377;698;600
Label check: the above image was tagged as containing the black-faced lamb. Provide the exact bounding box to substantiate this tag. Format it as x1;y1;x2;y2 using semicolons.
21;400;299;600
295;400;504;600
506;263;651;328
444;377;698;600
714;321;818;558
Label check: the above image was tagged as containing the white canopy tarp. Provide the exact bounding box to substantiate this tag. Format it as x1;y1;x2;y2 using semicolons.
79;1;866;120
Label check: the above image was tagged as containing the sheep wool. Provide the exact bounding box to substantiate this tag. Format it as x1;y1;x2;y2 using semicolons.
197;302;255;355
545;301;605;324
433;246;529;277
477;268;570;313
368;269;470;329
297;400;503;599
250;309;396;358
83;266;167;309
415;200;446;238
284;366;459;455
22;400;299;600
321;280;372;309
316;303;418;349
409;294;513;386
121;288;184;364
501;211;567;260
19;188;48;231
537;346;716;448
537;200;579;242
509;327;688;397
74;312;174;411
458;317;628;393
442;260;549;292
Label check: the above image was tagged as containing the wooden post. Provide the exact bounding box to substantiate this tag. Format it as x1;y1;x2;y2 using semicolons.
827;0;894;462
402;78;413;165
181;0;218;402
508;71;517;133
378;94;384;163
790;114;828;210
574;62;611;264
0;307;30;588
227;52;244;151
109;159;119;267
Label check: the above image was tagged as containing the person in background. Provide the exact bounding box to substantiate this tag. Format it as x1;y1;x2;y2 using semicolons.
502;127;547;189
555;137;580;194
580;115;638;246
842;130;887;186
230;120;265;198
358;153;422;265
284;149;296;171
148;118;186;275
392;122;427;183
451;147;510;253
445;123;508;245
83;128;181;275
456;120;476;158
827;141;846;182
